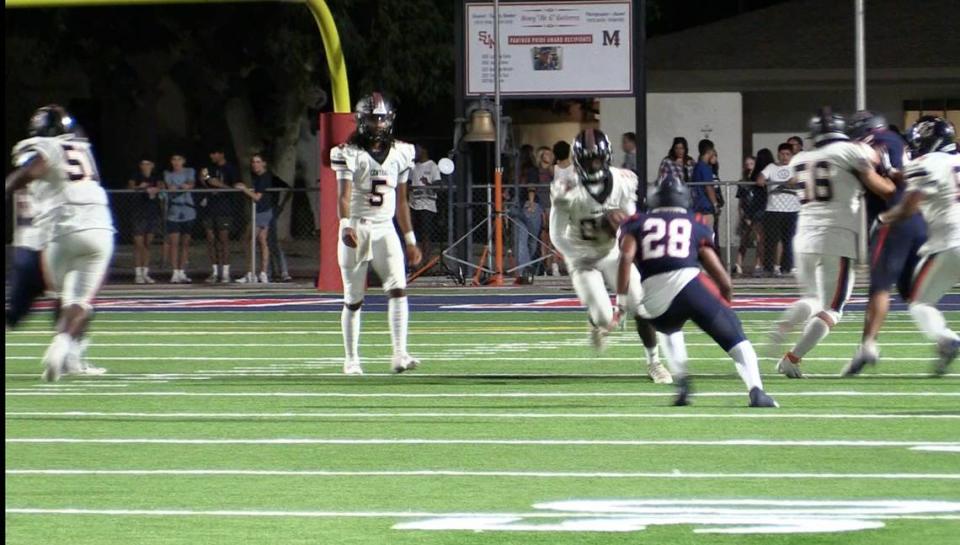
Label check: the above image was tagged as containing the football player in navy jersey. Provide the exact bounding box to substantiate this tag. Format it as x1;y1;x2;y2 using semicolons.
842;111;927;376
617;177;778;408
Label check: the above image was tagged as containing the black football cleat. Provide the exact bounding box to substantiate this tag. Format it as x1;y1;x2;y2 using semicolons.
672;376;691;407
749;387;779;408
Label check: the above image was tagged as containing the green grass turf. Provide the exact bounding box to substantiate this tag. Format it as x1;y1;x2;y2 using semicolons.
5;309;960;544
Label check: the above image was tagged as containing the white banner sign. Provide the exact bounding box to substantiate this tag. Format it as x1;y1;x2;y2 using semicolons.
466;1;633;97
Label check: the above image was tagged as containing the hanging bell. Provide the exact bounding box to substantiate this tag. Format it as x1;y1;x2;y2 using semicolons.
462;109;497;143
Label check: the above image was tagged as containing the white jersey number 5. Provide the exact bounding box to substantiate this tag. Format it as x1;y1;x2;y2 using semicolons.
641;217;691;259
61;143;100;183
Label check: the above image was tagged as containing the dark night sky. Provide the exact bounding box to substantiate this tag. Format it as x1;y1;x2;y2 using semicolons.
4;0;795;184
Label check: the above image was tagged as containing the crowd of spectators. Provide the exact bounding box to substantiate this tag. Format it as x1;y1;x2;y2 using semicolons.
651;133;808;277
124;147;291;284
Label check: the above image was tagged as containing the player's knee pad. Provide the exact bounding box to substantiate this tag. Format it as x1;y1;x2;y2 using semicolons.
345;300;363;311
387;288;406;299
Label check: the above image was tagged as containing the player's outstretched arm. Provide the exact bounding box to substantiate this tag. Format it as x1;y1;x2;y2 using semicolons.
396;183;422;266
5;156;48;196
699;246;733;303
616;232;638;309
878;190;923;226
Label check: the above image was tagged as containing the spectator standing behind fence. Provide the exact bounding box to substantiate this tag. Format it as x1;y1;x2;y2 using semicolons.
199;146;240;283
551;140;573;276
758;143;799;276
621;132;638;174
691;139;719;228
235;153;272;284
736;151;771;276
129;159;163;284
164;153;196;284
536;146;558;276
657;137;694;185
788;135;804;155
268;174;293;282
409;145;440;261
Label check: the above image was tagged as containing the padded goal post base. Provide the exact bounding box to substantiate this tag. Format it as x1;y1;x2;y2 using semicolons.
317;112;355;293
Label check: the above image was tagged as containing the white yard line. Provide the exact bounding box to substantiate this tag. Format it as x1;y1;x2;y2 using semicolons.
6;468;959;479
910;446;960;453
6;391;960;398
3;329;936;336
1;356;943;362
4;341;940;348
7;411;960;420
5;507;960;520
7;438;959;447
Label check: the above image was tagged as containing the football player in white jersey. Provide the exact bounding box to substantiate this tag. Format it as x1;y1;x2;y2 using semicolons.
331;93;422;375
771;108;895;378
5;105;114;381
550;129;671;383
6;181;47;329
877;116;960;375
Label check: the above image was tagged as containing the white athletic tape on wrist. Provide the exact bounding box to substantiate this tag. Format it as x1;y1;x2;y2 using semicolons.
404;231;417;246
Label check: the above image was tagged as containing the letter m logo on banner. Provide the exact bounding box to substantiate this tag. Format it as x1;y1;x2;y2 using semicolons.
602;30;620;47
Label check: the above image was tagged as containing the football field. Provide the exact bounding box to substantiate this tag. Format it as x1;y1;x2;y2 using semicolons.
5;295;960;544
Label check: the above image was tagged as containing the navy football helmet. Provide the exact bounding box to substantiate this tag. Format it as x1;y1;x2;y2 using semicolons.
28;104;75;137
906;116;957;156
572;129;613;184
847;110;888;140
648;176;691;210
354;92;396;145
809;106;848;144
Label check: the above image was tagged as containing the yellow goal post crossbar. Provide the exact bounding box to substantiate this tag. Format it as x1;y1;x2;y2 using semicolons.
5;0;351;113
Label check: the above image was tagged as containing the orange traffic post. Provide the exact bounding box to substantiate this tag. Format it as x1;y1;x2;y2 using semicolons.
489;167;505;286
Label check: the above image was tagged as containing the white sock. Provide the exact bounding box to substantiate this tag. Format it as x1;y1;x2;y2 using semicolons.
729;341;763;391
135;267;143;277
222;265;230;278
341;306;361;361
779;297;818;334
910;303;960;343
143;267;151;277
211;264;219;276
644;344;660;366
389;296;409;356
659;331;689;378
789;315;832;360
858;339;879;358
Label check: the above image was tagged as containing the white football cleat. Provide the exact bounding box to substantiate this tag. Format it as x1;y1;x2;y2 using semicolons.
40;334;71;383
776;355;804;379
342;360;364;375
590;326;609;352
64;340;107;376
647;361;674;384
391;354;419;374
205;272;219;283
258;271;269;284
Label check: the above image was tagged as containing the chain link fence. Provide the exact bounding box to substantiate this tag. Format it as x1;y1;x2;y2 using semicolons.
103;187;321;284
5;180;866;287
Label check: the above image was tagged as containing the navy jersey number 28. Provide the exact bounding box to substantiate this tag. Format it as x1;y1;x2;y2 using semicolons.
626;211;713;280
